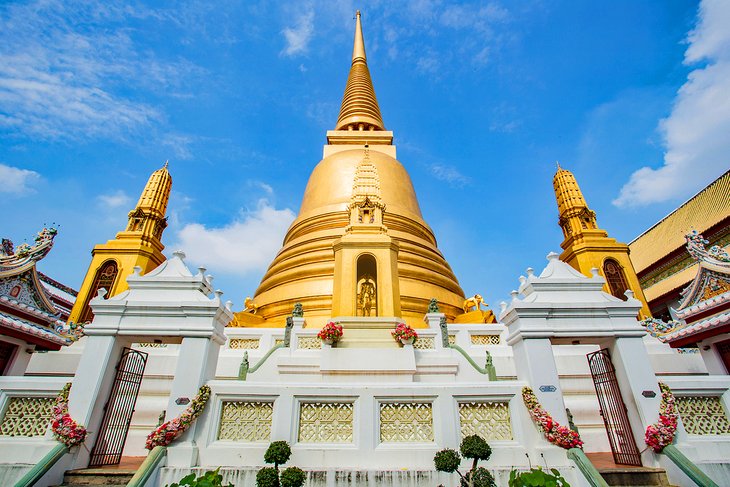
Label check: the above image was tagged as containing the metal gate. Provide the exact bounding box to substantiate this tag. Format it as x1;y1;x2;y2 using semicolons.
587;348;642;466
89;347;148;467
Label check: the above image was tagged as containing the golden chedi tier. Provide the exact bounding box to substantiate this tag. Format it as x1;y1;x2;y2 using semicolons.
234;12;465;328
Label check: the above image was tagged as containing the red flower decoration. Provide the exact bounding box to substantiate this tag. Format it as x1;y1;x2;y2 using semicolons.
145;385;211;450
644;382;677;453
522;387;583;450
51;383;87;448
317;322;344;342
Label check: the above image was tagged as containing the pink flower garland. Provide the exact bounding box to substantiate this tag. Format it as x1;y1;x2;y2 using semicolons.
51;383;87;448
644;382;677;453
145;385;211;450
522;387;583;450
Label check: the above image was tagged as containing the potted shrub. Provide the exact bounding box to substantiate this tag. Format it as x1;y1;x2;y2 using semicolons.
434;434;496;487
317;321;343;345
391;322;418;346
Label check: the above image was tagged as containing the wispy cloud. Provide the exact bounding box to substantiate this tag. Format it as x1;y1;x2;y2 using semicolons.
430;163;471;187
613;0;730;207
282;9;315;56
98;190;131;209
0;163;40;194
172;199;295;276
0;1;203;143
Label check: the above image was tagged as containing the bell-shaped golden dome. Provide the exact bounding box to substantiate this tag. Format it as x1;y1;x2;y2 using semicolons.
241;12;465;327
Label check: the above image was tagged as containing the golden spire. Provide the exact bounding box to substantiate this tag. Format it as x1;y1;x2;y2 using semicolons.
334;11;385;131
135;161;172;219
553;165;588;216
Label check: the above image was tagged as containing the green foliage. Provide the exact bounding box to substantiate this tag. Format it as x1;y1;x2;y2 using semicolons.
264;441;292;467
468;467;497;487
280;466;306;487
434;448;461;473
508;467;571;487
460;434;492;461
256;467;280;487
167;467;232;487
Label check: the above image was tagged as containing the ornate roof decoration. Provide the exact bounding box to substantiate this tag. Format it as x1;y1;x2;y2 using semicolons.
0;228;78;349
641;230;730;346
0;227;57;275
685;230;730;263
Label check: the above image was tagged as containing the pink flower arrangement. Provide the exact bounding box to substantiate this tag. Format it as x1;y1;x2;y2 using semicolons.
391;322;418;343
522;387;583;450
317;321;343;342
644;382;677;453
145;385;211;450
51;383;87;448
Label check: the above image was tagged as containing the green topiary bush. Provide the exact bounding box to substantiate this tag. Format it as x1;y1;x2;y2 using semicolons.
280;466;306;487
433;435;495;487
434;448;462;473
264;440;292;468
460;435;492;462
468;466;496;487
256;466;280;487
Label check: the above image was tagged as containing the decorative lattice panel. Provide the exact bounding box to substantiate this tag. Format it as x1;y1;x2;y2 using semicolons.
459;401;513;440
137;343;168;348
275;339;284;346
228;338;260;350
298;402;354;443
297;337;322;350
0;396;54;437
470;335;500;345
217;401;273;441
380;402;434;442
448;334;456;345
413;337;435;350
676;396;730;435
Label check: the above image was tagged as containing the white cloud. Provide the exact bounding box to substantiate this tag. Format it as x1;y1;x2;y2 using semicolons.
172;200;296;276
0;1;202;142
0;163;40;194
98;190;131;209
613;0;730;207
282;10;315;56
430;163;470;187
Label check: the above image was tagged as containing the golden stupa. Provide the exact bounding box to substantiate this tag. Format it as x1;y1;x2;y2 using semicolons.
234;12;465;327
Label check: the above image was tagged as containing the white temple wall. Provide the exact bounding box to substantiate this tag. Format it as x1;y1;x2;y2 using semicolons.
21;324;710;460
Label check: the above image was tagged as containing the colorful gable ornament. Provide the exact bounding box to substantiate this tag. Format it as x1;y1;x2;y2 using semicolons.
641;231;730;348
0;228;81;351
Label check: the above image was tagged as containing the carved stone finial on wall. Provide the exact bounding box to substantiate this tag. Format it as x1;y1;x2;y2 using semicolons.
427;298;440;313
292;302;304;317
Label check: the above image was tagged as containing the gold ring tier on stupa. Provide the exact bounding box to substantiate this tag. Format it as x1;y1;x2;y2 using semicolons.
236;11;465;327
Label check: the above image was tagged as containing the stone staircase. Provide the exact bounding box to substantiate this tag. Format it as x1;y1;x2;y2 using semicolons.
53;468;135;487
599;467;677;486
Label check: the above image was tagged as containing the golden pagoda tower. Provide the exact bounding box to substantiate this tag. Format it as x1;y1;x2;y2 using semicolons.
235;11;465;328
553;164;651;318
69;162;172;324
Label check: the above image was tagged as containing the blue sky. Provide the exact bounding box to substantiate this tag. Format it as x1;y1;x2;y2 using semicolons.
2;1;729;310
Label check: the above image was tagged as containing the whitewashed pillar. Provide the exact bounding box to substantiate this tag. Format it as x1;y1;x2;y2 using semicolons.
511;337;569;424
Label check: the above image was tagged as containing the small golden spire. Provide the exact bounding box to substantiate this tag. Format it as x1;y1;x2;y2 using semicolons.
163;159;169;169
335;10;385;131
135;162;173;219
553;165;588;216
